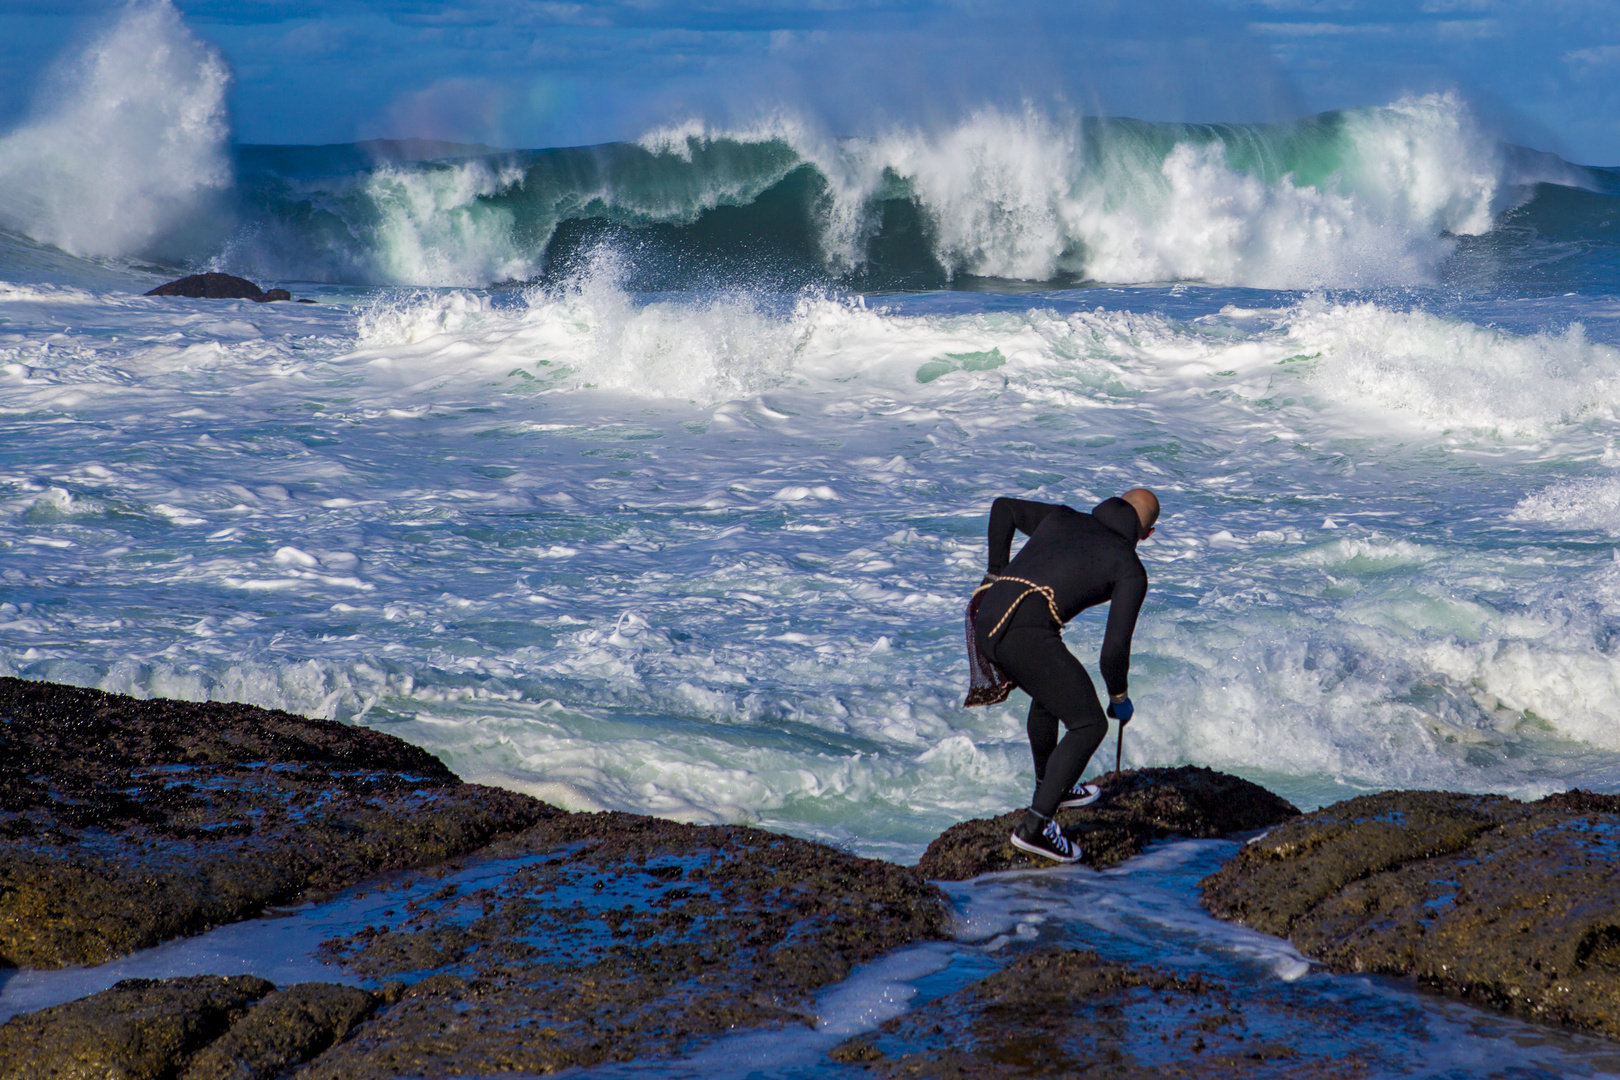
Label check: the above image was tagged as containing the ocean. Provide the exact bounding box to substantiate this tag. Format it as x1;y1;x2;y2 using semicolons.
5;3;1620;1072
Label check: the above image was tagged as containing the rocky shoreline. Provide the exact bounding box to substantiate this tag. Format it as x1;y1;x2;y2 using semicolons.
0;677;545;970
1201;787;1620;1038
0;679;950;1077
5;678;1620;1076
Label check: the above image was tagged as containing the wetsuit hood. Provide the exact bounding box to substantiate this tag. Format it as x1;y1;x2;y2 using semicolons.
1091;497;1141;545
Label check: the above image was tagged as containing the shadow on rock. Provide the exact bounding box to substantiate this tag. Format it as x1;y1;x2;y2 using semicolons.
917;766;1300;880
1202;788;1620;1037
0;975;380;1080
181;982;379;1080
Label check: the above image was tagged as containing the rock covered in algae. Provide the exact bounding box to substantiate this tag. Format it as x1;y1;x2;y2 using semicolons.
0;678;953;1077
178;982;379;1080
294;810;951;1077
0;676;550;968
0;975;274;1080
916;766;1300;880
0;976;379;1080
1201;788;1620;1036
827;948;1366;1078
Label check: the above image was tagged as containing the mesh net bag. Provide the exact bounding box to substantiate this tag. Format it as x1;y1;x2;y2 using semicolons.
963;587;1015;707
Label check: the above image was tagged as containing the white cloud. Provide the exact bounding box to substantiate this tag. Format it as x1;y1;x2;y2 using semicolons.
1251;20;1395;35
1434;17;1502;40
1565;44;1620;67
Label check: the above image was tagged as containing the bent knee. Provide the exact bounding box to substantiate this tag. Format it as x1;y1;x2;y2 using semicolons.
1058;708;1108;734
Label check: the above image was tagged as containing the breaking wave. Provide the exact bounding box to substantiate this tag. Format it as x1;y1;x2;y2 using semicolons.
0;0;231;261
0;0;1610;294
206;94;1599;291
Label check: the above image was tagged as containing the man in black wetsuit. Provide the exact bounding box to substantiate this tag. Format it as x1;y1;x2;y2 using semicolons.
973;488;1158;863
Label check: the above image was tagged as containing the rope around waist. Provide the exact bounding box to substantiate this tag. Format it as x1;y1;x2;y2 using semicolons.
972;574;1063;642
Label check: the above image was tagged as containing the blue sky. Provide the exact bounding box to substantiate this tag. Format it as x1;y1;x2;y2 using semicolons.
1;0;1616;163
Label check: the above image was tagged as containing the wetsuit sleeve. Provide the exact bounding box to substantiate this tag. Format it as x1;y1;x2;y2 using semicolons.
986;498;1060;573
1099;566;1147;698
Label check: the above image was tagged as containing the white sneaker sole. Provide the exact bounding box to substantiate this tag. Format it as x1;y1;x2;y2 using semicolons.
1009;829;1082;864
1055;783;1102;810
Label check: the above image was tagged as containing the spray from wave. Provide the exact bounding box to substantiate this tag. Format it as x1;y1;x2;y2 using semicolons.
0;0;232;261
648;94;1584;288
353;249;812;404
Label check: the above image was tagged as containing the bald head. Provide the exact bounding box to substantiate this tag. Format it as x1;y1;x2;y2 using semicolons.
1121;488;1159;540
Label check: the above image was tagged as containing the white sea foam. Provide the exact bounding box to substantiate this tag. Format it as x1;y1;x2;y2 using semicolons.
354;258;813;404
1280;300;1620;438
5;277;1620;838
0;0;231;259
1511;476;1620;534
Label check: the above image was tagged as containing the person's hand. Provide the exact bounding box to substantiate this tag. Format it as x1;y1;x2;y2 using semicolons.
1107;697;1134;724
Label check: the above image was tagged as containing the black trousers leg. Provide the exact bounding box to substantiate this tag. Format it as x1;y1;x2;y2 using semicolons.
1028;699;1059;783
993;624;1110;819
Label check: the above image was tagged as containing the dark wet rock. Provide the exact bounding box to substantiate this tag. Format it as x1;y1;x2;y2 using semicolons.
916;766;1299;880
0;974;272;1080
296;811;951;1077
1201;788;1620;1037
0;679;950;1073
178;982;378;1080
145;273;293;301
828;948;1365;1078
0;677;551;968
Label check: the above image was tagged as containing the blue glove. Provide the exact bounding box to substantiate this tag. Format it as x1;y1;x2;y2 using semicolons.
1107;697;1134;724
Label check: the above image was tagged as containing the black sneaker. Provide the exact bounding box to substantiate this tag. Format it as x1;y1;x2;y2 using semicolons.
1010;814;1082;864
1055;782;1102;810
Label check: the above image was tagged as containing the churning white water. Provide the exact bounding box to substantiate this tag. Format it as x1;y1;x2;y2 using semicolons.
5;272;1620;857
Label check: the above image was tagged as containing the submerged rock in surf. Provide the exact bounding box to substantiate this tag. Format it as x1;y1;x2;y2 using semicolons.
915;766;1300;880
828;947;1356;1077
145;273;293;301
0;677;548;968
1201;789;1620;1037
